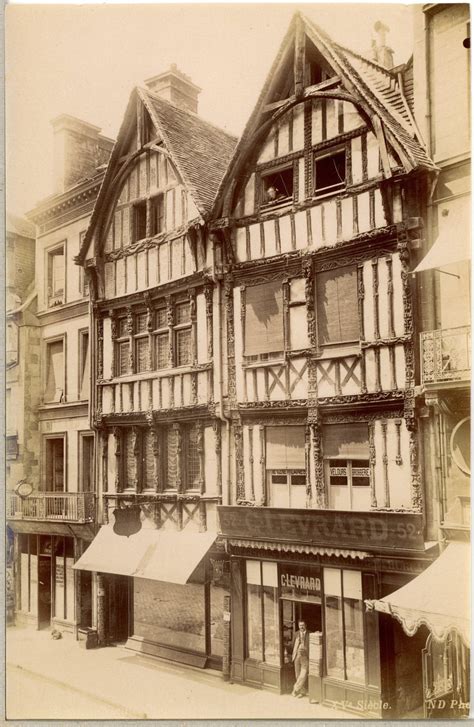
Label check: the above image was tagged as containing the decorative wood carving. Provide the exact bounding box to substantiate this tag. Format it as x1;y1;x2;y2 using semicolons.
174;423;182;493
304;101;313;198
372;258;380;340
381;419;390;507
196;420;205;495
409;429;422;512
368;421;377;508
386;255;395;338
97;315;104;381
151;424;161;492
113;427;121;492
213;419;223;497
101;429;109;494
225;277;237;406
248;425;255;502
310;414;326;509
304;422;312;508
259;425;266;506
395;419;403;465
303;258;316;349
234;418;245;502
357;264;365;342
204;284;214;360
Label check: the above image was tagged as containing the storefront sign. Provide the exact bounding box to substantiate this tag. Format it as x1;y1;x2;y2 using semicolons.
280;573;321;592
218;507;425;553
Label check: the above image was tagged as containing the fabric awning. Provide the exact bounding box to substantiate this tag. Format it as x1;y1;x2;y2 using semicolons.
365;542;470;645
413;201;471;273
74;525;216;584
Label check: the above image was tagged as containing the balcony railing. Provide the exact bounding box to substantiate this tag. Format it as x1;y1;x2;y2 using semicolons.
421;326;471;385
6;492;96;523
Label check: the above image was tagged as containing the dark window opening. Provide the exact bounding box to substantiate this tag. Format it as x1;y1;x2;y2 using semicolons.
133;201;147;242
45;438;65;492
150;195;164;236
261;167;293;206
314;149;346;196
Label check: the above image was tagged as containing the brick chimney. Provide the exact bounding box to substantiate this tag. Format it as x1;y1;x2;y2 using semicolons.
51;115;114;193
145;64;201;114
371;21;394;70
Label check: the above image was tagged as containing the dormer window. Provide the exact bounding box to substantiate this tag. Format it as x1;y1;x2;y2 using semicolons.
261;165;294;208
314;148;346;197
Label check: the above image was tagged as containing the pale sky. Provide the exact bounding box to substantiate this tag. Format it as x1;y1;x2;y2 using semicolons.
6;3;415;216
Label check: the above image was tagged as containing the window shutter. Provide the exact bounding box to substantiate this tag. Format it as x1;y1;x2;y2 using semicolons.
266;426;305;469
244;281;284;356
322;424;369;458
316;267;359;344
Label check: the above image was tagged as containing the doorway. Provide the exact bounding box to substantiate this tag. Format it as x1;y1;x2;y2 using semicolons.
107;575;131;643
38;555;52;629
281;599;322;693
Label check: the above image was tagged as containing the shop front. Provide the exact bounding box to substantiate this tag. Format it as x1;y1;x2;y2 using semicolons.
219;505;433;717
74;524;230;670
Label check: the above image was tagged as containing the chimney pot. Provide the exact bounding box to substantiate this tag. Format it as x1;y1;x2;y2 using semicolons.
372;20;394;70
145;65;201;114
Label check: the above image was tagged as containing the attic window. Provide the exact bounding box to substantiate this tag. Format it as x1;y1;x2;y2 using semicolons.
261;166;294;208
133;201;147;242
150;195;164;236
314;148;346;197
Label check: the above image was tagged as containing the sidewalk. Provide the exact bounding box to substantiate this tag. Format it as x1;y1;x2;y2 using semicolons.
6;625;361;721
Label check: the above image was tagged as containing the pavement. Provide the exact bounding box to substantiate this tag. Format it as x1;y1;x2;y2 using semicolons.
6;625;361;721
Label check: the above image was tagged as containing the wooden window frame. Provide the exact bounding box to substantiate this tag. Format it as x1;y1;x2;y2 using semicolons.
43;334;66;404
132;200;147;243
314;265;360;353
313;144;347;199
153;305;169;370
42;433;67;493
115;317;132;377
133;311;151;374
259;163;295;210
79;431;95;493
173;299;193;368
77;328;89;401
45;241;66;308
149;194;165;237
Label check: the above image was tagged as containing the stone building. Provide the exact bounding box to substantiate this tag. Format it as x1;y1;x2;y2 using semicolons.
7;117;113;634
367;5;471;718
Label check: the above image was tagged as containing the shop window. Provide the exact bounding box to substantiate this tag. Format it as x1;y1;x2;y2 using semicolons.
314;148;346;197
324;568;365;685
244;281;284;360
54;536;75;622
245;560;279;666
47;244;65;307
323;424;370;510
78;330;90;400
316;266;359;347
80;434;94;492
44;339;65;403
44;437;65;492
261;166;294;207
132;201;147;242
20;534;37;615
266;426;306;508
150;195;165;237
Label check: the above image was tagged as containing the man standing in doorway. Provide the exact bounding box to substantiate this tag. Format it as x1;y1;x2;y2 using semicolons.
292;620;309;697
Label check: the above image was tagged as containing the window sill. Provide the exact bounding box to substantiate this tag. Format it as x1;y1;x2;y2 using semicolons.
259;198;293;213
312;187;346;202
243;357;286;369
313;342;361;360
105;363;211;384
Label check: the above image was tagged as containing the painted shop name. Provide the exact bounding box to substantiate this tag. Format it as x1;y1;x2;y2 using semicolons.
281;573;321;592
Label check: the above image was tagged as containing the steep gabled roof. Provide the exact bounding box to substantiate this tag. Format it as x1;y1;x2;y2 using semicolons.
141;88;237;214
214;12;436;215
77;87;237;263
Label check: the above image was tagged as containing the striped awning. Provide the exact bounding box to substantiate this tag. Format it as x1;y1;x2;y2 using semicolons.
228;537;370;560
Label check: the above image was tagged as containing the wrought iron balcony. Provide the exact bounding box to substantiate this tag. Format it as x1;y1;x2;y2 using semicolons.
6;492;96;523
421;326;471;385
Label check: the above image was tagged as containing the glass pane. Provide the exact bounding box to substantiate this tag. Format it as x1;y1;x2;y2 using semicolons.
270;481;289;508
134;578;205;653
316;266;358;344
289;484;306;509
143;429;155;490
245;281;284;356
329;460;348;486
344;597;365;684
118;318;128;338
156;332;169;369
325;594;344;679
45;340;64;402
290;278;306;302
118;341;131;375
247;583;263;660
210;560;230;657
136;313;148;333
66;557;75;622
343;569;362;600
185;425;201;489
246;560;261;585
165;428;179;489
156;308;167;329
176;328;191;366
324;567;342;597
175;302;191;325
135;338;149;373
263;585;279;665
262;561;278;587
20;552;29;612
352;460;370;486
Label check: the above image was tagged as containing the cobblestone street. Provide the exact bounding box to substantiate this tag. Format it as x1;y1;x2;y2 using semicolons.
6;626;360;721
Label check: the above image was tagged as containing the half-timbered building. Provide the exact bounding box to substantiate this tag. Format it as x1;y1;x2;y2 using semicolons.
74;66;238;667
212;14;443;716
